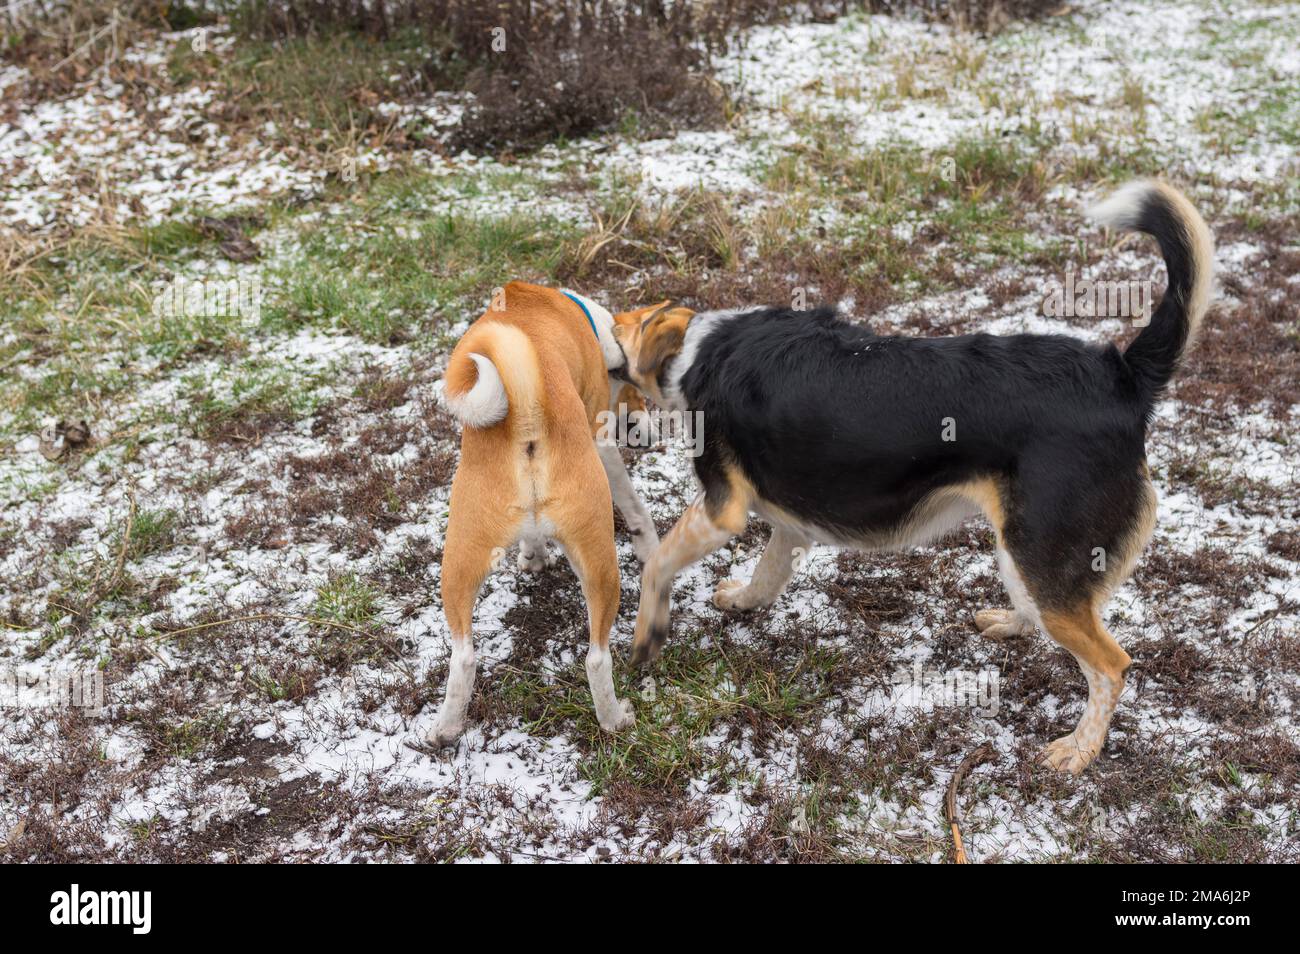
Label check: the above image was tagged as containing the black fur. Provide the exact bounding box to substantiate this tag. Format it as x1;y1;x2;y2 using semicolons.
1121;189;1197;404
678;309;1158;611
656;180;1208;616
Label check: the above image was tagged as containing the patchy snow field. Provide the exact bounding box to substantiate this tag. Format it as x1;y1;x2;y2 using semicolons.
1;0;1297;862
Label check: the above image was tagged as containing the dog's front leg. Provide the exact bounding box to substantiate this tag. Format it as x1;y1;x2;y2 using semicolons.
629;494;739;665
596;441;658;562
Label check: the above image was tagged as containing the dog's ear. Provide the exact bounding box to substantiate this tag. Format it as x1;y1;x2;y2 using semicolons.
614;299;671;330
636;304;693;378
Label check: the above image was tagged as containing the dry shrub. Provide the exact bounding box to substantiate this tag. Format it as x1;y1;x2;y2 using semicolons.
227;1;1055;150
230;0;396;37
1;1;206;85
228;2;749;150
450;5;725;152
877;0;1060;32
6;2;1061;151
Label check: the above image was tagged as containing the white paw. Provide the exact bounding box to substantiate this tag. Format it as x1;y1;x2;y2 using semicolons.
712;578;750;611
631;526;659;563
974;608;1034;640
428;719;465;749
598;697;635;733
1040;733;1097;775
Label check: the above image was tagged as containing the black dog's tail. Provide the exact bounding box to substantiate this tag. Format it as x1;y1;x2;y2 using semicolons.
1089;180;1215;404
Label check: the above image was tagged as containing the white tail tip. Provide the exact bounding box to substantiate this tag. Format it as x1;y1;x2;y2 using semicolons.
441;353;508;428
1088;179;1156;231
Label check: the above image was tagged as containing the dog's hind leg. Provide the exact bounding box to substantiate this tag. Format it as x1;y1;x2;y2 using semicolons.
430;537;495;748
564;527;635;734
550;468;635;734
1008;465;1153;774
430;479;518;748
1038;605;1131;775
1037;474;1154;774
713;523;811;611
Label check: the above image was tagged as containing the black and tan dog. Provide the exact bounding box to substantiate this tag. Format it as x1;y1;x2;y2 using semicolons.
608;180;1214;774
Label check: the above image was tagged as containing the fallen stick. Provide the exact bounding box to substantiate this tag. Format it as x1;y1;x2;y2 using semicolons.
946;742;995;864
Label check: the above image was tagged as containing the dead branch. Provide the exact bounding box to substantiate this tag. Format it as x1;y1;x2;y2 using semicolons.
946;742;995;864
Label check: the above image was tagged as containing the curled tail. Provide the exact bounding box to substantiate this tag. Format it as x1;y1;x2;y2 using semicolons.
441;322;542;439
1089;180;1215;402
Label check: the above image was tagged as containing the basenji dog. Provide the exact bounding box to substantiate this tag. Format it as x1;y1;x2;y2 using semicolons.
608;180;1214;774
432;282;658;746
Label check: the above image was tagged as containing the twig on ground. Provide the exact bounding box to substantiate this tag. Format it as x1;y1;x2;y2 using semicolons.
154;612;374;641
946;742;995;864
1239;596;1298;646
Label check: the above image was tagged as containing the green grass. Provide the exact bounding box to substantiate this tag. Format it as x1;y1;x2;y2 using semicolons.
136;219;213;257
176;356;329;439
313;572;382;628
158;711;231;759
309;572;396;670
0;159;576;465
264;177;576;344
767;117;1039;215
0;219;249;435
247;661;319;703
1229;79;1300;148
498;636;841;795
124;508;180;561
757;117;1061;287
762;113;923;203
25;626;63;660
24;499;158;642
167;27;440;152
1191;7;1300;186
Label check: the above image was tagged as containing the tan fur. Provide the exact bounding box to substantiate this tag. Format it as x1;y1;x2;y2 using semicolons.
432;282;638;746
614;382;647;420
612;301;695;404
1038;604;1132;774
951;479;1007;537
1151;180;1216;354
706;462;756;532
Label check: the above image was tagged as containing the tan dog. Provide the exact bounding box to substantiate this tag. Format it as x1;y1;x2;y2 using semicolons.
432;282;657;746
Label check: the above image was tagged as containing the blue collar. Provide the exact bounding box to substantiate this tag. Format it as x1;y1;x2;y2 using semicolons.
562;290;601;340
